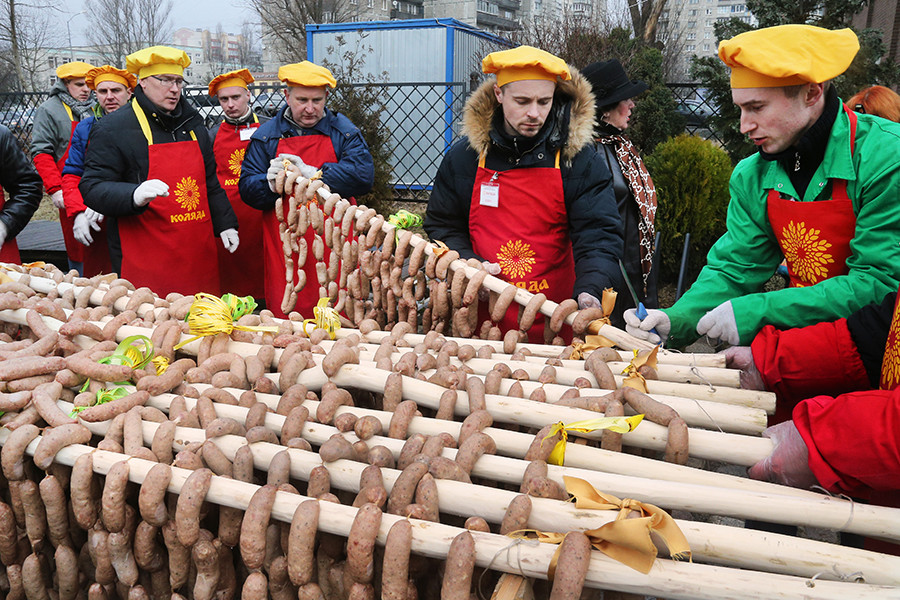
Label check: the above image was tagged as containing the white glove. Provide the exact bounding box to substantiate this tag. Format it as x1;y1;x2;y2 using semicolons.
220;228;239;253
133;179;169;207
85;207;104;226
266;157;284;192
73;211;102;246
577;292;601;310
748;421;818;489
481;261;501;275
624;308;670;345
0;221;7;250
697;300;740;345
51;190;65;209
278;153;318;179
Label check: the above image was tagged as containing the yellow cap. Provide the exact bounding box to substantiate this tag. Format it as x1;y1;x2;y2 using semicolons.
208;68;254;96
85;65;136;90
278;61;336;88
56;61;96;80
719;25;859;88
126;45;192;79
482;46;571;87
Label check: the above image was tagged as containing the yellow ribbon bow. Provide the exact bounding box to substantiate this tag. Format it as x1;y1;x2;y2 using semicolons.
543;415;644;466
431;240;450;257
151;356;170;375
388;209;423;230
174;293;277;350
569;334;617;360
621;346;660;393
302;297;341;340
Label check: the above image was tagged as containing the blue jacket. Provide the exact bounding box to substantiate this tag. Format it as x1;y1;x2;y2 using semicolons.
62;116;95;178
239;105;374;208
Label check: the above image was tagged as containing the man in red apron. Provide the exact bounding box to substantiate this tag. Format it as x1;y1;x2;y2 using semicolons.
724;290;900;553
209;68;265;299
31;60;97;274
62;65;136;277
0;125;43;262
239;61;375;318
424;46;623;341
626;25;900;349
79;46;239;298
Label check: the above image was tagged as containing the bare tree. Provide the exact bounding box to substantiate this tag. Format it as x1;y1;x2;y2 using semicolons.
84;0;174;65
629;0;668;44
247;0;354;63
238;20;263;71
511;10;639;68
0;0;60;91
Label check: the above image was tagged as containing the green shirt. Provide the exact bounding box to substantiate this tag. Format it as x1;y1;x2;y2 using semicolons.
665;108;900;346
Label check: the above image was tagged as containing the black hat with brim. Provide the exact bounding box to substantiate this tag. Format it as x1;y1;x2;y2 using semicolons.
582;58;648;107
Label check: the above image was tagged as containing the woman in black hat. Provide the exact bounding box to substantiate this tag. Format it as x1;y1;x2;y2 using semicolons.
582;58;659;320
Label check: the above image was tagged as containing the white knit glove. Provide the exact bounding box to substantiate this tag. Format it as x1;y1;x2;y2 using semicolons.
73;211;102;245
50;190;65;209
133;180;169;207
220;228;240;253
624;308;670;345
697;300;739;345
278;153;318;179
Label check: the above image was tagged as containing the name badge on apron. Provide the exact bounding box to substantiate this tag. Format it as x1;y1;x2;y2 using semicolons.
239;127;254;141
480;182;499;207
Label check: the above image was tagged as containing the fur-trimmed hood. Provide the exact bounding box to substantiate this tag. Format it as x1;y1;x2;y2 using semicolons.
461;67;596;163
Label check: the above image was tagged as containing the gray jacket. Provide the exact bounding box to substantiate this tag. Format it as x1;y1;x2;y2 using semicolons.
30;80;77;161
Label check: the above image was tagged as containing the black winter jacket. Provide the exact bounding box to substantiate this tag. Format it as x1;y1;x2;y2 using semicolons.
79;87;238;272
0;125;42;239
424;72;623;299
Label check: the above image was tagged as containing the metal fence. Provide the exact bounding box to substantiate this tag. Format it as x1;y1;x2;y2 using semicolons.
0;81;722;197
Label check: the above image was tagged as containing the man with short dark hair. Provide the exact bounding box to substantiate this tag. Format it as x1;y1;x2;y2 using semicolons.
239;60;374;317
627;25;900;348
425;46;623;342
209;68;266;298
80;46;238;296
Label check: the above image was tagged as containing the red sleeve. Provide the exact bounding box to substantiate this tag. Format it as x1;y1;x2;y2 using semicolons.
32;152;62;194
752;320;871;422
61;173;86;217
794;388;900;497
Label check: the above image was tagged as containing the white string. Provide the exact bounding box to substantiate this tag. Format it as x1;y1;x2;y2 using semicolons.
477;537;540;600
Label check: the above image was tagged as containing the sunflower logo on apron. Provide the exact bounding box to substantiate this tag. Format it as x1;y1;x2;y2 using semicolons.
497;239;536;280
175;176;201;212
779;221;835;286
228;148;245;177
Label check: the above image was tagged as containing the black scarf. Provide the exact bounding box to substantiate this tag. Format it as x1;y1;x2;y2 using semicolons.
759;86;840;198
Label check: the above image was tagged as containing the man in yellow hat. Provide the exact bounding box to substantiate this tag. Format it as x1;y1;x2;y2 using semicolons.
79;46;239;297
239;60;374;317
61;65;136;277
424;45;623;342
627;24;900;350
208;68;266;298
31;60;97;274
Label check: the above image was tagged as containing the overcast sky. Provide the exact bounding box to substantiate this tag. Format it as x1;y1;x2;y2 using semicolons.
63;0;254;46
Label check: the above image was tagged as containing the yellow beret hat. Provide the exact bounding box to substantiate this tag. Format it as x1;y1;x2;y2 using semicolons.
126;45;191;79
482;46;571;87
56;61;96;80
85;65;136;90
208;68;254;97
278;61;336;88
719;25;859;88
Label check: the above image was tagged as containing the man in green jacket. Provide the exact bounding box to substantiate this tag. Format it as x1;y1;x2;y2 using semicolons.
626;24;900;347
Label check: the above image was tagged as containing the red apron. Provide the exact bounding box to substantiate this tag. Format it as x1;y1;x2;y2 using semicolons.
57;106;84;263
767;108;858;288
264;134;337;318
213;117;264;298
0;185;20;263
118;102;220;297
469;151;575;342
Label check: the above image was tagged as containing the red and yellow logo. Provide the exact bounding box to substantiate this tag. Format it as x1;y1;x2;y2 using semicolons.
781;221;834;285
497;239;536;280
228;148;245;177
174;176;200;212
